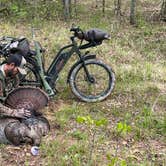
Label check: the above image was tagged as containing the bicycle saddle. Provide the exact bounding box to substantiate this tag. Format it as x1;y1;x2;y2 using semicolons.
77;29;110;43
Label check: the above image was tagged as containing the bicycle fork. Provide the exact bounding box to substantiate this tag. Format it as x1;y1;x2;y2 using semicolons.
78;52;96;84
82;62;95;83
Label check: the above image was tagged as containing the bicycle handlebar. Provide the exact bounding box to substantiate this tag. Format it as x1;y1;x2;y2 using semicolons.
70;25;110;50
70;26;84;39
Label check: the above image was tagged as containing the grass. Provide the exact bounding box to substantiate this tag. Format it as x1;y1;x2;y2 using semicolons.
0;2;166;165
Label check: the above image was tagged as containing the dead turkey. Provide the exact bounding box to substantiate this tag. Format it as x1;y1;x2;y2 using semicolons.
4;86;49;112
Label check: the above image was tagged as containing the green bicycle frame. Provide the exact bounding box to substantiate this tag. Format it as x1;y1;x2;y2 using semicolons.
33;36;86;97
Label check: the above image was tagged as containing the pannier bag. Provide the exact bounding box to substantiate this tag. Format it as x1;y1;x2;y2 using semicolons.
10;38;31;57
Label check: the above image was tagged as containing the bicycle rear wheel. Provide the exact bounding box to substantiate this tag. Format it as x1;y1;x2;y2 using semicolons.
69;59;115;102
19;62;41;87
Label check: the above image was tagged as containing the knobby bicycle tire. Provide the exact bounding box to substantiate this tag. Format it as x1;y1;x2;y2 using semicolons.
19;61;41;87
69;59;115;102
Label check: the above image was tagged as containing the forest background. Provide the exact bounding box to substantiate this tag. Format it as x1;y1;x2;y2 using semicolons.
0;0;166;165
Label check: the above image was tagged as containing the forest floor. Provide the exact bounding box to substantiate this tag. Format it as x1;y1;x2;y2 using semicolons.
0;17;165;166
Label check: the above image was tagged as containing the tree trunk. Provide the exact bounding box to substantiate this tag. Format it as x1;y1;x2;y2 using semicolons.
114;0;122;16
74;0;77;17
63;0;71;20
95;0;99;8
130;0;136;25
102;0;105;16
160;0;166;21
69;0;72;16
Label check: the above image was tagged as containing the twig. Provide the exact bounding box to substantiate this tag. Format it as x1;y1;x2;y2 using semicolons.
151;93;165;112
88;128;96;165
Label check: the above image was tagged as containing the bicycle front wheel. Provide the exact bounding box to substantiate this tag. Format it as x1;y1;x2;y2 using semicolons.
69;59;115;102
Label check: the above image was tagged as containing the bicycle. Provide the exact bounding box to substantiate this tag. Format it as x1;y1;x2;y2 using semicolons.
0;26;115;102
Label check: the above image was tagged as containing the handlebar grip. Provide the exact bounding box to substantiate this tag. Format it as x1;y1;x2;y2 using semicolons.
70;27;80;32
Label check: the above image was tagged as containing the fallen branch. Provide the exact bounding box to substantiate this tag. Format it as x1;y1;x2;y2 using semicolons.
151;92;165;112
